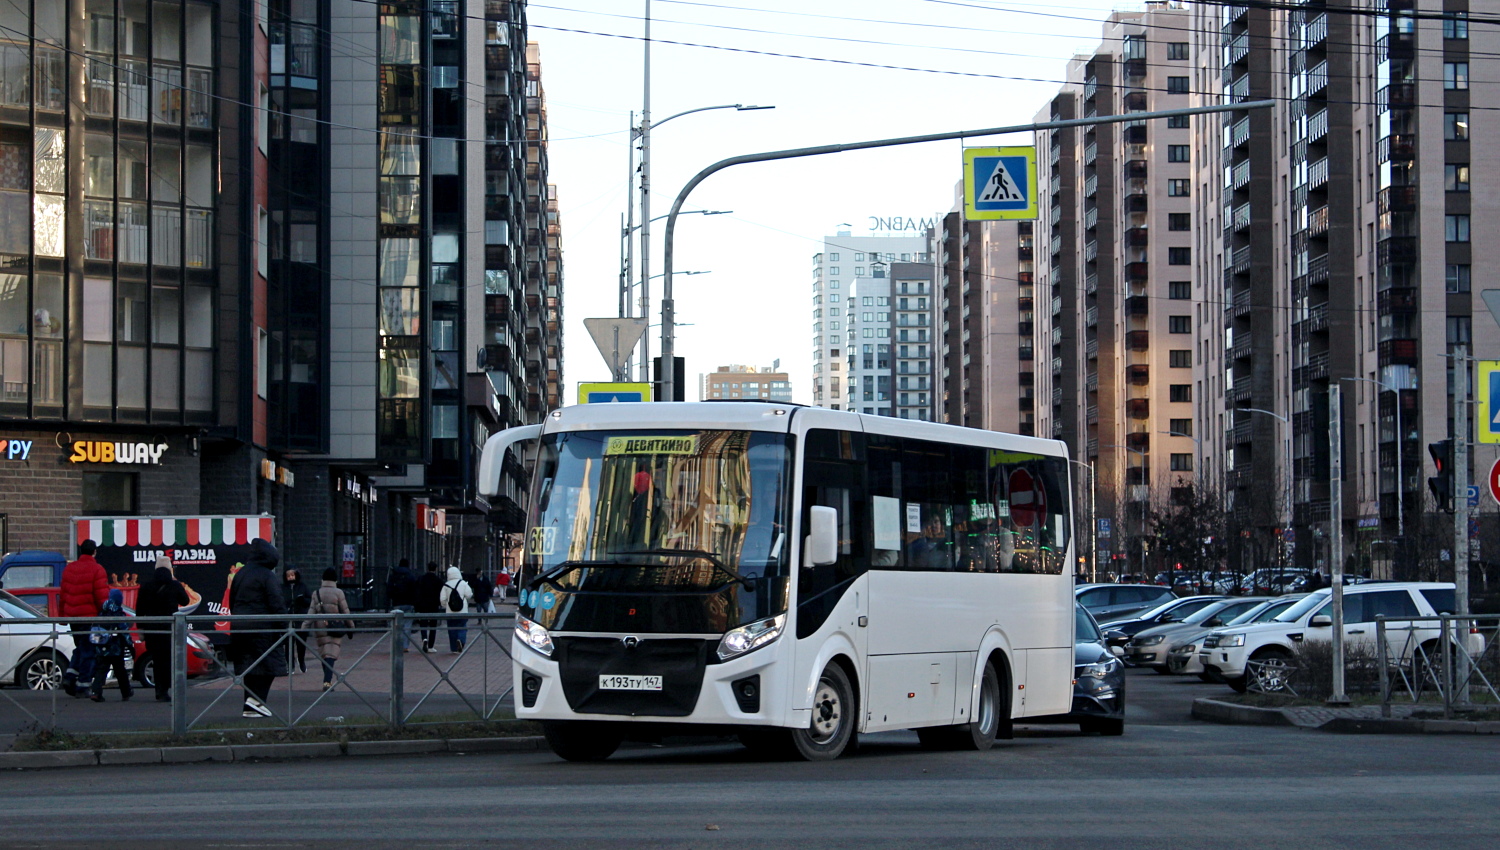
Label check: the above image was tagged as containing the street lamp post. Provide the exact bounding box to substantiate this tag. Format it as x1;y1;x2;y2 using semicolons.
1103;444;1148;577
635;102;770;385
1068;458;1096;583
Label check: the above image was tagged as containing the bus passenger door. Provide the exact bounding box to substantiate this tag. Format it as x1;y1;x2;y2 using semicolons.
794;432;869;726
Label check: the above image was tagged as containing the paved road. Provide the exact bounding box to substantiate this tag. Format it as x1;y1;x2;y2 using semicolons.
6;670;1500;847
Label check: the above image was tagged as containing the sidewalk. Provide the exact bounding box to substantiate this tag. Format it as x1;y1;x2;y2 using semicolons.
1192;697;1500;733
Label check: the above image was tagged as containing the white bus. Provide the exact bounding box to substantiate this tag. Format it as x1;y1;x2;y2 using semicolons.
479;402;1075;761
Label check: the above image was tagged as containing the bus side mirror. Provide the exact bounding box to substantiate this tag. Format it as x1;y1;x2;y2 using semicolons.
804;506;839;567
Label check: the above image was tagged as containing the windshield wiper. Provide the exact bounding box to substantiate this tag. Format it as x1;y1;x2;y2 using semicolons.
530;559;645;590
606;548;758;591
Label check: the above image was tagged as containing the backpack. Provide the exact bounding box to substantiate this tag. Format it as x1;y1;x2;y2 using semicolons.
446;582;464;612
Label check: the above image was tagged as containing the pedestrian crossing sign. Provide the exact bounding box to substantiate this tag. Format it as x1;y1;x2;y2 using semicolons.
1478;361;1500;443
963;146;1037;221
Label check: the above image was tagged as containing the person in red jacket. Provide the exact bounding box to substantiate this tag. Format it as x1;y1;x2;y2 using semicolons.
60;539;110;697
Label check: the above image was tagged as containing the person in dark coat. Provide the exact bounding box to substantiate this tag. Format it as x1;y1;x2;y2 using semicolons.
386;558;419;652
229;538;288;717
136;555;190;701
414;561;444;653
282;568;312;674
60;539;111;697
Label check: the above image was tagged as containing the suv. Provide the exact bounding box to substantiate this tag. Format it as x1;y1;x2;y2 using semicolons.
1198;582;1465;692
1075;583;1177;622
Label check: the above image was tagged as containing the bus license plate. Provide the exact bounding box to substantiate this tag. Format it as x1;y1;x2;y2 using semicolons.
599;675;663;691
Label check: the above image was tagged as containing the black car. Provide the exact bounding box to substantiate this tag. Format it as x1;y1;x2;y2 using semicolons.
1026;605;1125;735
1098;595;1226;653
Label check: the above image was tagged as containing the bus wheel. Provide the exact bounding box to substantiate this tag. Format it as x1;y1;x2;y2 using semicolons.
542;721;623;762
791;663;856;761
917;660;1004;751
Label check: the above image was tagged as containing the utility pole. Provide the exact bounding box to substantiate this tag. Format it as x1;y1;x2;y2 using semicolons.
637;3;653;383
1454;345;1471;703
1329;383;1348;706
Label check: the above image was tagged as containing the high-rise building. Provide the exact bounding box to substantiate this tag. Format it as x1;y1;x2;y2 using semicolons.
700;364;792;402
0;2;562;589
1034;2;1200;573
811;228;928;410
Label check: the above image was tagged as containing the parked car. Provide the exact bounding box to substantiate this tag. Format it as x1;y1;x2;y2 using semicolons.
1170;595;1306;678
1075;583;1177;622
1124;597;1271;671
5;587;218;688
0;590;76;690
1026;604;1125;735
1199;582;1473;693
1098;595;1227;654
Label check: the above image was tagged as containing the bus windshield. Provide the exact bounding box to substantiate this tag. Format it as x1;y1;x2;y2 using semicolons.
523;429;792;634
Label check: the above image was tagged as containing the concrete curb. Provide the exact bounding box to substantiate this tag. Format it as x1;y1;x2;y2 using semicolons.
1191;698;1294;727
1195;698;1500;734
0;736;547;770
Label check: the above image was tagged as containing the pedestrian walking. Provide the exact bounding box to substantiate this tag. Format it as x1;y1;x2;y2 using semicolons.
386;558;419;652
228;538;288;718
467;569;495;614
496;568;512;601
415;561;444;653
60;539;110;698
282;568;312;674
89;589;134;702
440;566;474;652
136;555;189;701
306;568;351;691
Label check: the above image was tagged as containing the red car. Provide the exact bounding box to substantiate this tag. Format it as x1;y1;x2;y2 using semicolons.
6;587;219;688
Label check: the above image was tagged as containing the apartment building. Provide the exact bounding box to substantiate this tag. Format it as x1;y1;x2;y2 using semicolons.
0;2;562;589
700;364;792;402
1034;3;1200;573
811;229;927;411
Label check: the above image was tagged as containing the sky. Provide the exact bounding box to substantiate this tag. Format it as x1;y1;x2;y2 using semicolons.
529;0;1146;404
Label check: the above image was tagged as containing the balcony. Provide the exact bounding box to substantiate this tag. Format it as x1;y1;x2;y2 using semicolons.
1086;306;1098;327
1378;338;1418;368
1126;398;1150;420
1084;174;1098;197
1124;58;1146;79
1306;253;1330;284
1377;287;1418;313
1231;335;1251;361
1087;404;1099;424
1307;108;1328;143
1125;193;1148;214
1123;91;1148;112
1086;373;1098;393
1084;140;1097;164
1307;204;1329;237
1306;350;1331;381
1226;32;1249;65
1383;133;1416;162
1018;296;1034;312
1307;61;1328;96
1230;116;1250;148
1384;83;1416;109
1384;30;1414;61
1302;301;1329;334
1377;236;1418;266
1084;241;1098;262
1231;289;1251;318
1126;430;1150;450
1231;159;1251;190
1230;203;1251;232
1127;364;1149;386
1125;226;1149;248
1229;246;1251;275
1085;273;1098;294
1122;122;1147;145
1084;207;1098;230
1231;377;1252;402
1016;271;1034;285
1126;295;1149;317
1087;337;1099;359
1125;261;1149;283
1306;12;1327;47
1124;159;1148;181
1127;330;1150;352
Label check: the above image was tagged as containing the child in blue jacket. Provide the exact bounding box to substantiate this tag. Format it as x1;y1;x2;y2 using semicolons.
89;588;135;702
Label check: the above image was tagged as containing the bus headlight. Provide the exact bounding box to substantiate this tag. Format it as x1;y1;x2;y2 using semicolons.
717;614;785;661
515;614;554;657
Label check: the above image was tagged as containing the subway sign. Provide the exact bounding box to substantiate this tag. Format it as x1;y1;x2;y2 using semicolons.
69;440;168;465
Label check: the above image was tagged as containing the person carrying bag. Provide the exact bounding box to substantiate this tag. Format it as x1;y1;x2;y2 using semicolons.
306;569;352;692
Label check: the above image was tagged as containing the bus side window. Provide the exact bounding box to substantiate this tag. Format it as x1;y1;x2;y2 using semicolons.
797;429;870;638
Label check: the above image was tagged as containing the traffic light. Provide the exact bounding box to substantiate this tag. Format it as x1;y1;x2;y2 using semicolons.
1428;439;1454;512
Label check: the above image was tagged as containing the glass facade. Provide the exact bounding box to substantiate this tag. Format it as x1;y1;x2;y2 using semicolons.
0;0;215;423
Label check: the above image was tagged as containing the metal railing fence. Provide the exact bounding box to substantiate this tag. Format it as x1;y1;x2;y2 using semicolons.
1376;613;1500;719
0;611;518;738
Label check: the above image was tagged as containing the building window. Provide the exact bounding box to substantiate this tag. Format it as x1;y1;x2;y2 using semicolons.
830;293;840;302
1444;12;1468;40
1168;247;1191;265
1446;113;1469;141
1169;281;1190;299
1446;214;1470;242
1167;179;1190;197
1168;213;1190;231
257;207;269;276
1169;384;1192;402
1444;62;1469;90
1166;76;1189;94
1447;264;1471;293
1169;315;1191;333
1167;42;1189;60
1169;418;1192;437
1169;349;1192;368
830;267;840;275
1446;164;1470;192
856;267;865;276
1170;453;1193;471
1167;145;1190;163
829;253;839;261
82;472;137;516
1448;316;1472;346
1166;114;1188;129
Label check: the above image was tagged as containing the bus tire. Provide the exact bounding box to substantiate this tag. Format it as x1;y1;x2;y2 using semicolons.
916;660;1004;751
790;662;856;761
542;721;623;762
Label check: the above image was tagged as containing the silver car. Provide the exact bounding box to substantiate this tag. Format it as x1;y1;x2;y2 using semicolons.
1169;594;1307;678
1124;597;1271;671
